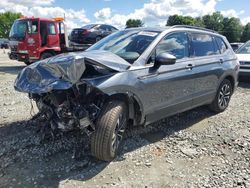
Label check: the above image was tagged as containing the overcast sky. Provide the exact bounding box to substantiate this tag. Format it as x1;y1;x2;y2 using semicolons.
0;0;250;30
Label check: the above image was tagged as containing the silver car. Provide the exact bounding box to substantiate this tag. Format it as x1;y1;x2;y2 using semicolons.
236;40;250;77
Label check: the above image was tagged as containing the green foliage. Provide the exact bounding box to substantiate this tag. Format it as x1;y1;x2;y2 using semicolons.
222;17;243;42
0;12;22;38
202;12;224;32
167;15;196;26
166;11;246;42
241;23;250;42
126;19;144;28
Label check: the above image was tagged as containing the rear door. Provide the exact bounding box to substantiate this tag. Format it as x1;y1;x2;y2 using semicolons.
189;33;223;106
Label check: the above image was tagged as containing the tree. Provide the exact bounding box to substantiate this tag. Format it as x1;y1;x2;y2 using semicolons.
166;15;196;26
241;23;250;42
222;17;243;42
0;12;22;38
125;19;144;28
202;12;224;32
194;17;205;27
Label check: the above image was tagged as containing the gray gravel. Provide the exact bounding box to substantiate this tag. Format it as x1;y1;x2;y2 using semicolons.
0;49;249;188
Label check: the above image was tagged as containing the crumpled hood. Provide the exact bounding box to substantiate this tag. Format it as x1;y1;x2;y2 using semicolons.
14;50;131;93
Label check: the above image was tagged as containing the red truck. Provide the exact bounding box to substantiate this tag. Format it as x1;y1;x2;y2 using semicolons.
8;17;86;65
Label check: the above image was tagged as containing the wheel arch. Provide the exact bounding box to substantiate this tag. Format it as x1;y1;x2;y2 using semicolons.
224;75;235;92
107;92;145;126
217;73;236;92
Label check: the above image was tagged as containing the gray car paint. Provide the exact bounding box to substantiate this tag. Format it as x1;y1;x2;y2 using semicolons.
15;27;239;126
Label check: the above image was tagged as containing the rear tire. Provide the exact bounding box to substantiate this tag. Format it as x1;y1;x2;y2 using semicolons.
91;100;128;161
40;52;53;60
209;79;232;113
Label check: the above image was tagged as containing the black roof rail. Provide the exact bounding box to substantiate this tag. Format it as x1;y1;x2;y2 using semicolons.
170;25;218;34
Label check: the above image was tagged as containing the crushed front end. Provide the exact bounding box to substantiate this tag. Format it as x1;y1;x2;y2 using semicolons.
14;51;124;135
30;82;105;134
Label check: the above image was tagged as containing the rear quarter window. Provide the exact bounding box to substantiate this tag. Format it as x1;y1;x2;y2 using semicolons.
215;37;227;53
190;33;218;57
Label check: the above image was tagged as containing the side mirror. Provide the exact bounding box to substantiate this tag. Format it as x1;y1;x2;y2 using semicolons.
155;52;176;67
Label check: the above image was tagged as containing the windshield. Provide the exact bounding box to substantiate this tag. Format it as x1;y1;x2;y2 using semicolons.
87;30;160;63
9;20;28;41
237;41;250;54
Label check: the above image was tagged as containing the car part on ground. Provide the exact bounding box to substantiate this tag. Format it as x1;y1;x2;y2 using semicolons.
14;26;239;161
236;40;250;77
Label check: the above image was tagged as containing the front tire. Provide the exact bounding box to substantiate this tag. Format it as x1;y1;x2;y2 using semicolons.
209;79;233;113
91;100;128;161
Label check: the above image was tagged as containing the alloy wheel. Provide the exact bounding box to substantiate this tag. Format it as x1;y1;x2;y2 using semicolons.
111;113;126;153
218;83;231;109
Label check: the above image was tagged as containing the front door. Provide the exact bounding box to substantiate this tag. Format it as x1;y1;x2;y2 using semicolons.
26;19;40;59
139;32;196;124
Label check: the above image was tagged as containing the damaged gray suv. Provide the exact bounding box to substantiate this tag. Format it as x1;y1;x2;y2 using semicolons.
15;26;239;161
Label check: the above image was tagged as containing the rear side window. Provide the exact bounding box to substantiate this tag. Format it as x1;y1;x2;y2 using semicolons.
110;26;118;32
191;33;218;57
215;37;227;53
100;25;109;31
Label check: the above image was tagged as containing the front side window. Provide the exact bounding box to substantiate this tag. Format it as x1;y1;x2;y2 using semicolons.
48;23;56;35
27;20;38;34
191;33;218;57
156;32;189;59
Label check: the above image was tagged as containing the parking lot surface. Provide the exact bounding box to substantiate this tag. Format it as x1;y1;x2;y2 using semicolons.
0;49;249;188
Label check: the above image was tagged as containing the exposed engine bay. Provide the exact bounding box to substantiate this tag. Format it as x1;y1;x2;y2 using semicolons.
30;82;106;134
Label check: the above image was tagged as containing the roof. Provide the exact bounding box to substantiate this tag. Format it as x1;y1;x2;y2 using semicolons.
17;17;58;22
125;25;219;35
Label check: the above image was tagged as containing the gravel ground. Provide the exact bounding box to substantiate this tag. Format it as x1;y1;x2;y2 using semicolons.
0;49;249;188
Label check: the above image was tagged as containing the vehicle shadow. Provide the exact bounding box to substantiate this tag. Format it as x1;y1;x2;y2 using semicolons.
0;106;215;187
0;65;25;75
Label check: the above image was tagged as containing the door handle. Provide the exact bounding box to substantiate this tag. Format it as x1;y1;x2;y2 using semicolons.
185;64;194;70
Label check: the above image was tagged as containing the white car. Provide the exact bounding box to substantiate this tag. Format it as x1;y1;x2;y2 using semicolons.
236;40;250;77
